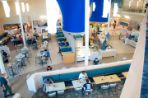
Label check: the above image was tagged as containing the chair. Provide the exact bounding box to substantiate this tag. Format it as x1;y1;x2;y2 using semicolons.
109;83;117;88
75;87;82;91
101;84;109;98
109;83;117;95
57;90;64;95
85;89;93;95
74;87;82;97
47;92;56;97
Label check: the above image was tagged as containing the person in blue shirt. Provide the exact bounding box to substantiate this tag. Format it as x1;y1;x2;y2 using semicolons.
42;49;50;58
0;76;14;98
82;79;93;95
42;49;52;62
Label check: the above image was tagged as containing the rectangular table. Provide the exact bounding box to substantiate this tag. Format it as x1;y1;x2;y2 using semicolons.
72;80;85;90
106;75;121;83
46;82;66;93
93;76;108;84
122;72;128;78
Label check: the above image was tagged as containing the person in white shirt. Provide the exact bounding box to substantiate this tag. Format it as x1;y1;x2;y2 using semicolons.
78;71;88;83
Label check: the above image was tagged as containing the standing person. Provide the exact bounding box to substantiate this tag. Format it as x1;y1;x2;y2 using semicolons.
0;76;14;98
113;20;116;29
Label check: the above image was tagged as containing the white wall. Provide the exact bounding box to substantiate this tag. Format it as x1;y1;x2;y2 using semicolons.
26;60;132;92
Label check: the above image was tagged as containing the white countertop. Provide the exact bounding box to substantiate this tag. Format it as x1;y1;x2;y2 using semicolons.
46;82;65;92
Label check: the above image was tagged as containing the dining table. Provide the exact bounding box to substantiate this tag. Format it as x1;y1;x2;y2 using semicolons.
45;82;66;93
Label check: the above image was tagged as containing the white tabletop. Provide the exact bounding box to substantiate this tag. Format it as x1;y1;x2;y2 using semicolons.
72;80;85;89
46;82;65;93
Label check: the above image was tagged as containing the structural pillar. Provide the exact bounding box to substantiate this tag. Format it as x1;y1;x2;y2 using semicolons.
85;0;90;66
16;0;26;47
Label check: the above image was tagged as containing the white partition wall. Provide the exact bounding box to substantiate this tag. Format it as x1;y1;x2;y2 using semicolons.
26;60;131;92
0;53;6;74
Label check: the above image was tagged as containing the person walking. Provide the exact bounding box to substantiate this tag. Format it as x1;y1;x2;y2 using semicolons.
0;76;14;98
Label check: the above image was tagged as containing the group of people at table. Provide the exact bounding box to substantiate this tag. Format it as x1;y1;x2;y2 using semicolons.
37;48;51;65
43;71;128;96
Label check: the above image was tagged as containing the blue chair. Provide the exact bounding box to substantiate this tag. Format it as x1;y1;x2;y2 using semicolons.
56;34;64;38
58;42;69;47
56;32;63;35
60;47;72;52
57;37;67;42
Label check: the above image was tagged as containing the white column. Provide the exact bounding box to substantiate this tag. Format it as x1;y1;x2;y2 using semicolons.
85;0;90;66
107;0;112;32
16;0;26;47
0;53;6;74
31;16;34;33
46;0;59;34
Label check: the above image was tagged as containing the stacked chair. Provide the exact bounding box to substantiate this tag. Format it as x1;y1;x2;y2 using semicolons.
56;32;72;55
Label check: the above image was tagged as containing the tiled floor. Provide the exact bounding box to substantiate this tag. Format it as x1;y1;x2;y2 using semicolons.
0;30;135;98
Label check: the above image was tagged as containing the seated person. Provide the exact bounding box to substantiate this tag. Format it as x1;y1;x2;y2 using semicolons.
99;38;108;50
11;36;17;46
43;78;54;92
26;34;32;46
79;71;88;83
33;32;39;39
42;49;50;58
47;65;52;71
31;38;38;49
128;34;135;40
1;50;9;63
93;58;99;65
43;40;48;48
82;79;93;95
44;78;54;85
32;38;37;44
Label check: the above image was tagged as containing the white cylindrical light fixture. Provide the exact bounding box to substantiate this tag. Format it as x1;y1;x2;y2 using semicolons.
21;2;25;13
26;3;29;12
113;3;118;17
1;0;10;18
15;1;20;15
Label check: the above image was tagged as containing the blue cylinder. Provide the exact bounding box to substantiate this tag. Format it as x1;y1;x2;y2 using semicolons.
57;0;85;33
90;0;109;22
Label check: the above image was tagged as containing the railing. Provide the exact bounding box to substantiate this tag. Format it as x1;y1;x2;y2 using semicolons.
120;7;147;98
26;60;131;93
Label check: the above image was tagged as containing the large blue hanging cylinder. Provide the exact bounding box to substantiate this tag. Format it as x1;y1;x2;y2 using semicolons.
90;0;110;22
57;0;85;33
